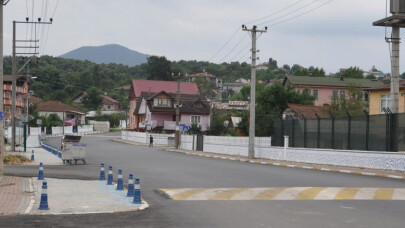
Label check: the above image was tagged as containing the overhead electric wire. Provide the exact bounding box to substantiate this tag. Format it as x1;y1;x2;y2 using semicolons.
42;0;60;55
265;0;333;27
257;0;322;26
208;26;241;62
218;33;249;63
230;43;250;62
244;0;305;25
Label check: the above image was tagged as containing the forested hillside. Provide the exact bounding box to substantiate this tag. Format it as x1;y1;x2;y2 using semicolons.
2;55;329;109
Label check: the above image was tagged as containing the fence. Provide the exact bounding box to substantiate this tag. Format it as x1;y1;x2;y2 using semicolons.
121;131;175;145
273;113;405;152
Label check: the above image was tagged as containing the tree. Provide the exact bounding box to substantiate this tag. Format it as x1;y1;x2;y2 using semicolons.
238;82;315;136
268;58;278;70
344;67;363;78
81;88;103;111
146;56;173;81
329;84;365;117
194;78;218;101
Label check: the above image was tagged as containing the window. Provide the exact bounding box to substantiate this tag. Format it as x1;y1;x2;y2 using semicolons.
381;94;391;113
108;105;111;110
339;91;345;99
332;90;338;100
5;91;10;99
364;92;369;102
191;115;201;124
312;90;318;100
153;98;171;107
5;106;10;114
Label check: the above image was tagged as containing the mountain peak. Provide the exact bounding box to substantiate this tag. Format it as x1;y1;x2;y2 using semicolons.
59;44;149;67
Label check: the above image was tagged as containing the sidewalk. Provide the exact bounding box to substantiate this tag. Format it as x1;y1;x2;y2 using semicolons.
165;148;405;180
0;176;32;215
0;177;148;215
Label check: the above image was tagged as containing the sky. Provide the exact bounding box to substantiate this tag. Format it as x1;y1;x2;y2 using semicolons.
2;0;401;74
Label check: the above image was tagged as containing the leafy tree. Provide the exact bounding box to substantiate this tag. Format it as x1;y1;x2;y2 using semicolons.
329;84;365;117
238;82;315;136
81;88;103;111
268;58;278;70
146;56;173;81
366;74;377;80
344;67;363;78
189;123;202;134
194;78;218;101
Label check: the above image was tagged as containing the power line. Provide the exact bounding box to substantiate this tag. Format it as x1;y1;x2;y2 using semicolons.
265;0;333;27
244;0;305;25
208;26;240;62
230;43;250;62
218;33;249;63
42;0;59;55
257;0;322;26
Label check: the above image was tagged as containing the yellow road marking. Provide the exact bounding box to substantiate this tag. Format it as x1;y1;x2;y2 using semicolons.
209;188;248;200
295;187;328;200
374;188;394;200
253;188;288;200
335;188;360;200
171;189;207;200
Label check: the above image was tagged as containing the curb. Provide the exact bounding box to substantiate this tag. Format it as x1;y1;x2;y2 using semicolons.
113;139;169;148
166;149;405;181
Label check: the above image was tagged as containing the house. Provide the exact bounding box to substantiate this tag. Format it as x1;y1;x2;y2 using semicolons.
3;75;29;120
134;91;210;132
221;82;248;93
235;78;250;84
283;104;330;120
188;71;222;88
283;75;383;106
72;92;121;111
128;79;201;130
37;101;86;125
365;80;405;115
22;93;42;105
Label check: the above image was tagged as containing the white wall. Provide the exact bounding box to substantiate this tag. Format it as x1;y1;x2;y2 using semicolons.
29;127;41;136
179;135;197;150
122;131;174;145
181;135;405;172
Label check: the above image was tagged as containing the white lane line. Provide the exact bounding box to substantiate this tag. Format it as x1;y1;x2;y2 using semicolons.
231;188;269;200
273;187;311;200
392;189;405;200
186;188;228;200
354;188;378;200
314;187;343;200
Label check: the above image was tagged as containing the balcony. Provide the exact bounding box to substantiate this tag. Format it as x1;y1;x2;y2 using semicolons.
3;85;28;94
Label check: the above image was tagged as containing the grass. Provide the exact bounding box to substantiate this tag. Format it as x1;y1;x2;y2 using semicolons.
3;155;31;165
110;128;122;132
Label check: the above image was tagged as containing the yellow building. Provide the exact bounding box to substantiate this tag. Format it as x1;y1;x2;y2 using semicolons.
366;82;405;115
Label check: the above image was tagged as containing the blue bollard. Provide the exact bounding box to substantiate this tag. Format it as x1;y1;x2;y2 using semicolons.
133;178;141;204
127;174;134;197
38;181;49;210
116;169;124;190
58;151;62;158
38;162;44;180
99;163;106;180
31;150;35;161
107;166;113;185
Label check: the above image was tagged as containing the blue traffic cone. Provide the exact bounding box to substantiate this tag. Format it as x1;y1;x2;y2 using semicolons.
133;178;141;204
38;162;44;180
99;163;106;180
116;169;124;190
38;181;49;210
31;150;35;161
127;174;134;197
107;166;113;185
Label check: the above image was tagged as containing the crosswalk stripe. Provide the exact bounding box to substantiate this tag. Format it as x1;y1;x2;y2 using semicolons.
253;188;288;200
209;188;248;200
335;188;361;200
295;187;328;200
231;188;269;200
374;188;394;200
171;189;207;200
274;187;311;200
160;188;405;201
314;187;343;200
392;189;405;200
354;188;378;200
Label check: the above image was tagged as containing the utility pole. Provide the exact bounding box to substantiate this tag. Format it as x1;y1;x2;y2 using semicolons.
373;0;405;152
11;19;52;151
242;25;267;159
0;0;10;182
174;73;182;149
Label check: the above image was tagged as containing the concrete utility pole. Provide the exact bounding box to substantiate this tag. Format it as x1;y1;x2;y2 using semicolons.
242;25;267;159
174;73;182;149
11;19;52;151
373;0;405;152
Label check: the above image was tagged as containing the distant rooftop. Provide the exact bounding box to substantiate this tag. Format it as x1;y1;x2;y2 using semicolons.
284;75;383;88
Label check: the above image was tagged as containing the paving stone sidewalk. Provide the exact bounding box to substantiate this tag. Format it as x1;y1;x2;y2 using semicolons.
0;176;32;215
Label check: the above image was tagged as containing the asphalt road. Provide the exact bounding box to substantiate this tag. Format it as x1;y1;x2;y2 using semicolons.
3;133;405;228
